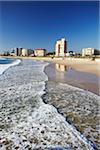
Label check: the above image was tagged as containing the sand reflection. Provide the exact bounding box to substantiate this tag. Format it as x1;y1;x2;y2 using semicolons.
56;64;68;72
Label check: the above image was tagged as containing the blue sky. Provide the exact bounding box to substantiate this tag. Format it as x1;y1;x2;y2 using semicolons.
0;1;99;53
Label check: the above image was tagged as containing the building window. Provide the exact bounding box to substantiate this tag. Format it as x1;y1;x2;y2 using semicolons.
58;44;60;53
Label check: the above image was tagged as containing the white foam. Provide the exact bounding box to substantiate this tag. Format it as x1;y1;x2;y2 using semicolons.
0;59;21;75
0;60;95;149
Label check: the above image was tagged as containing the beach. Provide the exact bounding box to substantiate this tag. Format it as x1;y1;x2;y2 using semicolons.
0;0;99;149
43;59;100;149
1;56;100;76
23;57;100;77
43;81;100;149
0;57;99;149
44;63;100;95
1;56;100;94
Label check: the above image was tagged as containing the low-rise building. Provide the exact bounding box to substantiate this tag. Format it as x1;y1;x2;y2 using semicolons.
22;49;34;56
66;51;75;57
82;48;100;57
34;49;47;57
22;49;28;56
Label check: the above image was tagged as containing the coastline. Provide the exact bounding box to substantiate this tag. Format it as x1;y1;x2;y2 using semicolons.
2;56;99;95
0;59;96;149
43;61;99;149
1;56;100;77
0;1;99;149
0;58;21;75
44;63;100;95
43;75;100;149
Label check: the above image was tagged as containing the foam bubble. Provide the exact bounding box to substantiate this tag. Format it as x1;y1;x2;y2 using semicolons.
0;59;21;75
0;60;95;149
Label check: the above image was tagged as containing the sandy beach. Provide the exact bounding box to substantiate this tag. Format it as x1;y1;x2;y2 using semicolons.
52;59;100;77
1;56;100;76
1;56;100;95
44;63;100;95
24;57;100;77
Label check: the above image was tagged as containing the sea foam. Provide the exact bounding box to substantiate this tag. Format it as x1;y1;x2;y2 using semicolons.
0;58;21;75
0;59;95;149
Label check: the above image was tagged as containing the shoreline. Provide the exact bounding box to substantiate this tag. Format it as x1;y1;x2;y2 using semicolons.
43;62;99;148
43;77;99;149
0;56;99;95
44;62;99;95
0;59;21;75
0;59;96;149
1;56;100;77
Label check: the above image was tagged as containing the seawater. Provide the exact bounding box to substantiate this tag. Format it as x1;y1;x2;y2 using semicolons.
0;59;95;149
0;58;14;64
0;58;21;75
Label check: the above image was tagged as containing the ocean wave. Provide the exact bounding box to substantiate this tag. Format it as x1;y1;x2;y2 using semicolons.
0;59;21;75
0;60;95;149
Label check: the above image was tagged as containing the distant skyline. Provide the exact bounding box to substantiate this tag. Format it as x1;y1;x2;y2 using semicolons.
0;1;99;53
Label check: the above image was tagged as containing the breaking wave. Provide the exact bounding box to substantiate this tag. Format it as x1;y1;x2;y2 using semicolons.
0;59;95;149
0;58;21;75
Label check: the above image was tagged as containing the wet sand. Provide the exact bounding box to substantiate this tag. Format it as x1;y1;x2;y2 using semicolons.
2;56;100;77
45;63;100;95
49;59;100;77
43;62;100;149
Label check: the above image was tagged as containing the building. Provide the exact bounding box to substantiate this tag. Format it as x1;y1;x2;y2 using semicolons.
34;49;47;57
27;49;34;56
66;51;76;57
11;47;23;56
16;48;22;56
82;48;100;57
22;49;28;56
22;49;34;56
55;38;67;57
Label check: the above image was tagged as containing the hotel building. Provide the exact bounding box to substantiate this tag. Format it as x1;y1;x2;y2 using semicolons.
55;38;67;57
34;49;47;57
12;47;23;56
17;48;23;56
22;49;34;56
82;48;100;57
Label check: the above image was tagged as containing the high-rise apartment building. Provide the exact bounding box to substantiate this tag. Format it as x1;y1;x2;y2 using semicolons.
55;38;67;57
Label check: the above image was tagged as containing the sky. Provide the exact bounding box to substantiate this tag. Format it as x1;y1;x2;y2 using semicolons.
0;1;99;53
